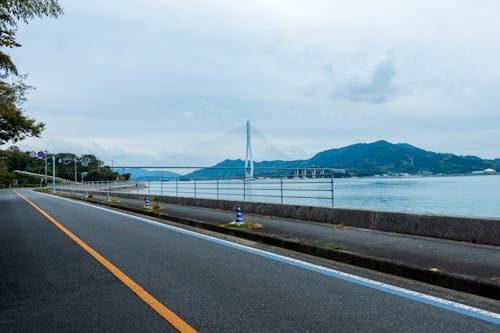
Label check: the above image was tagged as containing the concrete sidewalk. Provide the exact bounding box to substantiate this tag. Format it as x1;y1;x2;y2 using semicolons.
56;191;500;300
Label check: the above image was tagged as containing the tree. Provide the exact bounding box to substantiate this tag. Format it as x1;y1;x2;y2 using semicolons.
0;145;42;186
80;154;119;181
0;0;62;145
0;76;43;144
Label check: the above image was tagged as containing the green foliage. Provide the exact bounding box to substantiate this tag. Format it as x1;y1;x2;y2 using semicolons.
186;141;500;178
0;77;43;145
0;146;38;185
0;147;119;186
0;0;63;57
56;153;118;181
0;167;13;184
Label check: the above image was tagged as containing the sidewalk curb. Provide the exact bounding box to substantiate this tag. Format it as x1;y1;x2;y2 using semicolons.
61;193;500;300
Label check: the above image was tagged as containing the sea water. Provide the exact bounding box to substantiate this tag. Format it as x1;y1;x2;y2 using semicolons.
135;175;500;218
333;175;500;218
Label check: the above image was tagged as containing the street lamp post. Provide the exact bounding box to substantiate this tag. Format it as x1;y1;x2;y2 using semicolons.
74;157;77;183
44;150;48;186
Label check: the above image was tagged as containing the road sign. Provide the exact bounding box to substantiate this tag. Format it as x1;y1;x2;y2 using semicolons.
37;151;45;159
29;151;36;158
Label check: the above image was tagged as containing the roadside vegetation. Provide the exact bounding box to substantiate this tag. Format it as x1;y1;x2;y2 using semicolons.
142;197;161;212
0;147;129;187
1;1;61;187
221;221;262;229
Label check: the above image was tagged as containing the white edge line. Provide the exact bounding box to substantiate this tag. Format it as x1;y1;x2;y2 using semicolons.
32;191;500;325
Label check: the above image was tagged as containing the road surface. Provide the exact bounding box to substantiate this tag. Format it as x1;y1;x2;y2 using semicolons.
1;188;499;332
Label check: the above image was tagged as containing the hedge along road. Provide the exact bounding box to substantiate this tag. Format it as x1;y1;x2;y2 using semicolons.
1;188;499;332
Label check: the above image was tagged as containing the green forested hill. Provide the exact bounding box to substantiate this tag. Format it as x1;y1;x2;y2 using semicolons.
184;140;500;178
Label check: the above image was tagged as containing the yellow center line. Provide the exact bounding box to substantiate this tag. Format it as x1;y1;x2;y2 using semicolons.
14;190;197;333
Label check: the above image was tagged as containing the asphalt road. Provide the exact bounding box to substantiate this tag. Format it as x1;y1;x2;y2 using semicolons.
1;188;499;332
90;192;500;280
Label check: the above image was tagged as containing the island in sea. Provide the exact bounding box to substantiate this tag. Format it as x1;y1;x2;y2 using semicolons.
119;140;499;180
181;140;499;179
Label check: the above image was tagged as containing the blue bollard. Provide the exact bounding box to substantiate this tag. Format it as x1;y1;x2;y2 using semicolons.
145;195;150;208
106;191;110;201
236;204;243;224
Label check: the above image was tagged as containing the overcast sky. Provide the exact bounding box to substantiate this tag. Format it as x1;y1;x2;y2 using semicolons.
9;0;500;166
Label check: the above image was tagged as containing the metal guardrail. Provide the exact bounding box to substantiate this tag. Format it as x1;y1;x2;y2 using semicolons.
56;180;144;192
56;175;335;206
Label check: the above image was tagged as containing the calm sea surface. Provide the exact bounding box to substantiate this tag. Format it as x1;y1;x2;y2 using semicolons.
332;175;500;218
137;175;500;218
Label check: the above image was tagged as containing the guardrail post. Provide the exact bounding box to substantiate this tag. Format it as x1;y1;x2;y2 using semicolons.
331;172;334;207
243;177;246;201
216;178;219;199
175;179;178;197
194;180;197;198
280;176;284;204
160;178;163;196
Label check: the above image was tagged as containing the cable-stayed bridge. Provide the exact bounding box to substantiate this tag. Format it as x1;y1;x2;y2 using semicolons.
111;120;346;179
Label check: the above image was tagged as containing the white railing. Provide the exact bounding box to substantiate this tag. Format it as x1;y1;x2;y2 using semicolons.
55;175;335;207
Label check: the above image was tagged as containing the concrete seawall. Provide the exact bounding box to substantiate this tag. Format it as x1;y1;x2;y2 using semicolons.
77;191;500;246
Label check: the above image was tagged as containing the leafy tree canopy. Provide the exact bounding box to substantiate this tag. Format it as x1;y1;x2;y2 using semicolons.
0;76;43;144
0;148;122;186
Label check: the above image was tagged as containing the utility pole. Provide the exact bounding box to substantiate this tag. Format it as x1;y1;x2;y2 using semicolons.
245;120;254;179
74;157;77;183
52;154;56;192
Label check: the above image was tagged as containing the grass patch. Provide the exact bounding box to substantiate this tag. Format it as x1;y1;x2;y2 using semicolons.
142;202;161;212
104;197;120;203
221;221;262;229
34;188;51;193
307;239;344;250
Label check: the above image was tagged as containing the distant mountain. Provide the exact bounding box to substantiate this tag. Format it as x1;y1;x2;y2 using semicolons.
184;140;500;178
121;168;180;180
306;140;499;175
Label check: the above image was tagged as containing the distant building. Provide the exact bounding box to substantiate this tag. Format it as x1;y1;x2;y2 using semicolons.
484;168;497;174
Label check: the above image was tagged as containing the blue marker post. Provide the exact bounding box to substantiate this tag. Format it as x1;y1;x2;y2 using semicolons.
145;195;150;208
236;204;243;224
